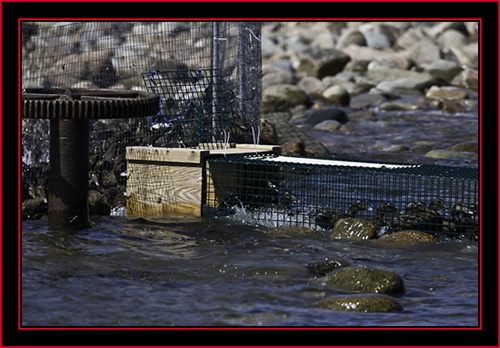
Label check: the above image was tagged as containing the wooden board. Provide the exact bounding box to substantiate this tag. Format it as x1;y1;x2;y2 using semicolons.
125;144;281;218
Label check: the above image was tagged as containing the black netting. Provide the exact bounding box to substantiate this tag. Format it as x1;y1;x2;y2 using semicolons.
204;154;479;240
142;69;235;149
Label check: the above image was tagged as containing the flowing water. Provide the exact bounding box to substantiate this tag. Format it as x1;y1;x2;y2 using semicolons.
22;214;479;327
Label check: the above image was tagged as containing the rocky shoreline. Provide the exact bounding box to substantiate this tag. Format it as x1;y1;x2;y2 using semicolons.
260;21;478;165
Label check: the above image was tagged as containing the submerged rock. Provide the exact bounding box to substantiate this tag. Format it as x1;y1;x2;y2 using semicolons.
306;258;348;276
317;294;403;312
322;266;405;294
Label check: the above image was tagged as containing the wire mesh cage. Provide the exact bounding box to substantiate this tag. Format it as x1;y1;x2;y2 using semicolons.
142;68;236;149
21;21;261;219
204;154;480;240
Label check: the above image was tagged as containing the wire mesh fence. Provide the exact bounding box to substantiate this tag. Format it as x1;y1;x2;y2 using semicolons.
21;21;261;219
204;154;479;240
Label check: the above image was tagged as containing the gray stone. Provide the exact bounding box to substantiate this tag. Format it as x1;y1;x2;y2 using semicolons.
322;85;350;106
313;120;342;132
262;84;309;113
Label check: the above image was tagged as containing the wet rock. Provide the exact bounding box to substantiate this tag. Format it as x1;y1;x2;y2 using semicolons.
331;218;377;240
280;139;306;156
434;99;469;114
259;118;279;145
378;230;439;243
425;149;477;160
449;141;478;154
21;197;47;220
88;189;111;216
304;108;348;126
306;258;348;276
262;84;310;113
322;266;405;294
317;294;403;312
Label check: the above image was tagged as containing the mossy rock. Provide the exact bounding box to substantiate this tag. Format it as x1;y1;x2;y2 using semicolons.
323;266;405;294
317;294;403;312
379;230;439;244
331;218;377;240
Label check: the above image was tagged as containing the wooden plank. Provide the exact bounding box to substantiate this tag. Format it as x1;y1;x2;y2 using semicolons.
126;161;203;217
126;146;209;164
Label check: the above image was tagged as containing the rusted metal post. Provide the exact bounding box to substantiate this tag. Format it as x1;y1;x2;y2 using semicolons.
21;88;160;229
48;119;90;228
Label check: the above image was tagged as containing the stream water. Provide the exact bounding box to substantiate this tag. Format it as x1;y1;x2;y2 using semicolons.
22;214;478;327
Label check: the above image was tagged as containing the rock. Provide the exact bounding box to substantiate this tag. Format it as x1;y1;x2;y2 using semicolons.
374;78;430;96
262;68;295;88
448;141;478;153
350;93;387;109
306;258;348;276
378;101;419;111
259;118;279;145
21;197;47;220
295;48;351;79
297;76;326;96
426;86;468;100
451;67;478;90
313;120;341;132
408;41;442;67
262;84;310;113
322;266;405;294
382;144;410;152
422;59;462;82
280;139;306;156
425;149;478;160
331;218;377;240
379;230;439;243
359;28;392;50
317;294;403;312
337;29;367;48
88;189;111;216
270;226;316;237
322;85;350;106
304;108;349;126
434;99;469;114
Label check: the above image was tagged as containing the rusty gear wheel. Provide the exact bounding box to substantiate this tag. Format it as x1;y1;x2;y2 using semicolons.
21;88;160;119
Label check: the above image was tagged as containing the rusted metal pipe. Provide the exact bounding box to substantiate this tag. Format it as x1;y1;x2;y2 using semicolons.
48;119;90;228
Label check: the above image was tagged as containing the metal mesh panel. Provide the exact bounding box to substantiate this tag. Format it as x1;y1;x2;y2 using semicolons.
21;21;261;219
142;69;235;149
204;155;479;240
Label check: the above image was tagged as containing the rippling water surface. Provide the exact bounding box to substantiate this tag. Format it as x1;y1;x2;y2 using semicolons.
22;213;479;327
